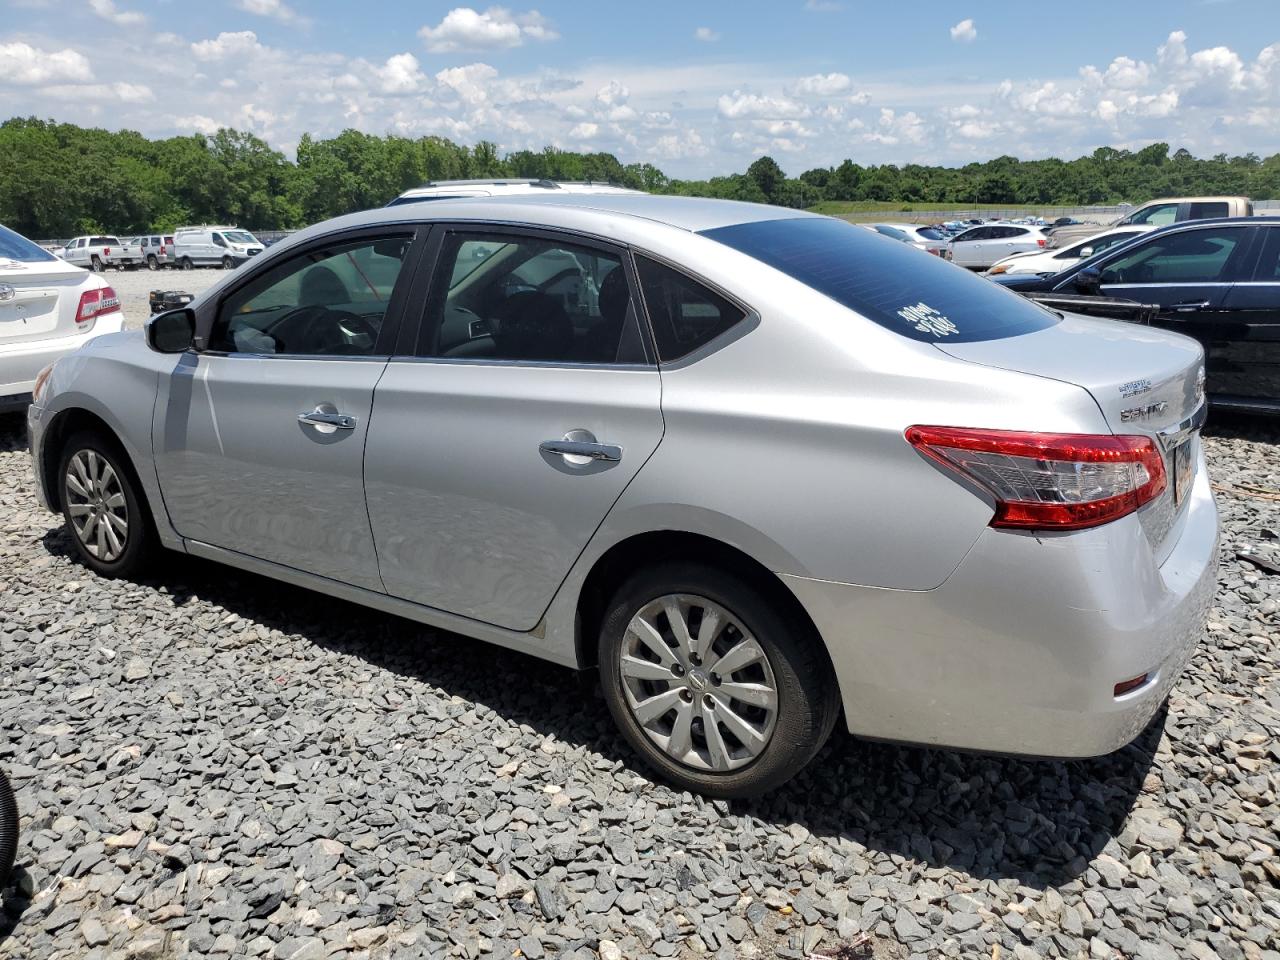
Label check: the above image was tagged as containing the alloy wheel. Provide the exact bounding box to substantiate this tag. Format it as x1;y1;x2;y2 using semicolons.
619;594;778;772
65;449;129;562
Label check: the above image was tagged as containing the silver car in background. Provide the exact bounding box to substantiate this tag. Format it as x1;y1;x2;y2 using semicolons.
26;195;1218;797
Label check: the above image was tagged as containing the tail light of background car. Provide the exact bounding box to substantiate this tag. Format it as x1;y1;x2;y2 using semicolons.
905;426;1167;530
1037;238;1046;247
75;286;121;326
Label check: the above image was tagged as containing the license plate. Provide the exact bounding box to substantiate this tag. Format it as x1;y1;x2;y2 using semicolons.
1172;440;1193;507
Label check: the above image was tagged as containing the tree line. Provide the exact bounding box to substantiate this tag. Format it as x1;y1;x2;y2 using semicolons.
2;116;1279;239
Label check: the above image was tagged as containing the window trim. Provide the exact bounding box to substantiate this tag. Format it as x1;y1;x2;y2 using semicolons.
194;224;429;360
404;220;656;369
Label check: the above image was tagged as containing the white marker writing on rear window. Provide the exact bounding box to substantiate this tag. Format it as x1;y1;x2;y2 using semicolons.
897;302;958;337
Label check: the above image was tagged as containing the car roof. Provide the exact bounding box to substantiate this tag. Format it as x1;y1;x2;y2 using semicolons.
290;194;824;246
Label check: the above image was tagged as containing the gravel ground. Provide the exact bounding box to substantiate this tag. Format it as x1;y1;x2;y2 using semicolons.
102;266;222;331
1;412;1278;960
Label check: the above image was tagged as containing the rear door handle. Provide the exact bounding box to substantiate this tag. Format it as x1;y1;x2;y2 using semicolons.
1173;300;1211;313
298;409;357;430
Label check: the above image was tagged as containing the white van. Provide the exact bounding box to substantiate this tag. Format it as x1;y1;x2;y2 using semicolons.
171;226;265;270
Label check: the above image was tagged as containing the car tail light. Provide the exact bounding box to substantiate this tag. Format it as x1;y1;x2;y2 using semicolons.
1037;238;1046;247
988;264;1009;275
103;247;110;256
905;426;1167;530
75;285;120;324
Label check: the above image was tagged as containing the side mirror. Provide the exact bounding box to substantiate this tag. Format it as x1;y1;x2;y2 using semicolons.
145;308;196;353
1074;266;1102;296
1078;246;1094;258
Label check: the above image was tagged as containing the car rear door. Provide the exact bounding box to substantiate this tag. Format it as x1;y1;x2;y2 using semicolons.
153;227;426;589
1208;226;1280;406
1092;224;1255;393
364;224;664;631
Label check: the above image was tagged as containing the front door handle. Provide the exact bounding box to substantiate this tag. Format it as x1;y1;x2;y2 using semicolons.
1173;300;1211;313
298;408;357;430
540;429;621;463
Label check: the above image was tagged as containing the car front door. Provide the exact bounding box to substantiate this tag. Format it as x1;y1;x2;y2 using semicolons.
364;225;665;631
1209;227;1280;405
951;228;989;267
1083;224;1255;395
153;228;424;589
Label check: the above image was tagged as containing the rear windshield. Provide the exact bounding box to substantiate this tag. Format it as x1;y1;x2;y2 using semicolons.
915;227;945;240
0;224;57;262
700;217;1059;343
90;236;117;246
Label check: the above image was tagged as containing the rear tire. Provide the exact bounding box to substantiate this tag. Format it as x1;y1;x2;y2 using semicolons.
181;257;193;271
58;430;156;580
147;256;158;271
90;255;103;273
598;562;839;798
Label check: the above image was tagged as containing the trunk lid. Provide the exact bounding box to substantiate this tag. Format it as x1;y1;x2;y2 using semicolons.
0;257;92;345
935;311;1206;552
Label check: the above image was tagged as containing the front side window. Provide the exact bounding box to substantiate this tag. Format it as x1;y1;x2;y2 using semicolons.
635;256;747;362
211;235;412;355
1124;203;1179;226
223;231;256;244
702;216;1059;344
953;228;987;242
421;232;644;364
212;233;227;248
1099;227;1248;285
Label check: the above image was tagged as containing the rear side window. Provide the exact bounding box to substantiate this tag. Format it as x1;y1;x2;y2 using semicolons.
1188;202;1228;219
1252;229;1280;280
701;217;1059;344
0;224;56;262
635;256;747;361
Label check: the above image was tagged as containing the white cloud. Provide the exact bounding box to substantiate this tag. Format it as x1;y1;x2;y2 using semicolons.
234;0;303;24
374;53;428;95
176;114;222;136
717;90;809;119
804;0;841;11
595;80;629;106
792;72;851;96
0;42;93;84
694;26;719;42
568;121;598;139
40;80;153;102
435;62;500;104
418;7;559;53
190;31;264;61
950;18;977;43
88;0;144;26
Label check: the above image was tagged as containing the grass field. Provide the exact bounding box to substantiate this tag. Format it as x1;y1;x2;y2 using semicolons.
807;200;1120;224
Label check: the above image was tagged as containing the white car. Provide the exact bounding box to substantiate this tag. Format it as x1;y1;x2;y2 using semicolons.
61;235;141;273
986;226;1156;277
171;226;265;270
388;178;644;207
865;223;950;257
948;223;1048;269
1;224;125;412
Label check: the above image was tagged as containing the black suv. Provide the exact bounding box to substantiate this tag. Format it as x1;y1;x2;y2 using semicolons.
993;217;1280;414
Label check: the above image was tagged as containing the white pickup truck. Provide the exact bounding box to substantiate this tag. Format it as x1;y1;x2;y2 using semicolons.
60;235;143;272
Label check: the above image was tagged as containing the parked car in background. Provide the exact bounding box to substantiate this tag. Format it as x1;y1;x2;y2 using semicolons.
61;235;141;272
171;226;265;270
949;223;1047;269
993;217;1280;414
138;235;176;270
1047;197;1254;248
865;223;950;257
388;178;645;207
1;224;124;412
28;196;1217;797
986;226;1154;276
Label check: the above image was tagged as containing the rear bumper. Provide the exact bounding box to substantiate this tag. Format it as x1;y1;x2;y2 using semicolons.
785;450;1219;758
0;314;125;404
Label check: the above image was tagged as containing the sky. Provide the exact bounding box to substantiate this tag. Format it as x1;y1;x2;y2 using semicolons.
2;0;1279;178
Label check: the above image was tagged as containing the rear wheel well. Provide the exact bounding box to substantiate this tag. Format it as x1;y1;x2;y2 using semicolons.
575;531;830;674
41;410;137;513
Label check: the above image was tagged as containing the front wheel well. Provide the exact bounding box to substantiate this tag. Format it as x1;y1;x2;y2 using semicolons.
574;531;830;674
40;409;134;513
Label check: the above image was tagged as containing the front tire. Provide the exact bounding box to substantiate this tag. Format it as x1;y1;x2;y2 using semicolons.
598;562;839;798
58;431;156;579
221;256;233;270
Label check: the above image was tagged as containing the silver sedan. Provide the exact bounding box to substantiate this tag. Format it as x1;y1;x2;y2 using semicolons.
26;195;1219;797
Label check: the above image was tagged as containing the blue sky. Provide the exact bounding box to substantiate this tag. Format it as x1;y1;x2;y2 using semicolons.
3;0;1279;177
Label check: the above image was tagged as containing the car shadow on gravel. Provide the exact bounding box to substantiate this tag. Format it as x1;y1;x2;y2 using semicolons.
36;519;1158;892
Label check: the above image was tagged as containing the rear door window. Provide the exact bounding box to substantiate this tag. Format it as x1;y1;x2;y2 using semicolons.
701;217;1058;343
1188;202;1229;220
1252;228;1280;280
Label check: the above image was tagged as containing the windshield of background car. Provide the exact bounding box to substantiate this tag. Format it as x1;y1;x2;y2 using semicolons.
224;231;256;244
0;225;57;262
701;217;1060;343
916;227;945;240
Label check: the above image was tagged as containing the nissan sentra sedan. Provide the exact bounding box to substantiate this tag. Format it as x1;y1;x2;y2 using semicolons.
27;195;1219;797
